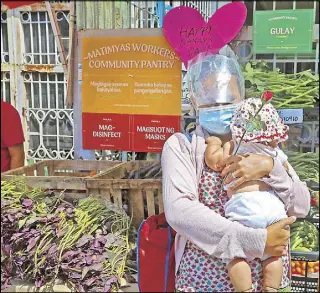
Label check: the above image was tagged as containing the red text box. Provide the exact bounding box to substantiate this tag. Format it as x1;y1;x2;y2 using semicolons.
82;113;131;151
131;115;181;153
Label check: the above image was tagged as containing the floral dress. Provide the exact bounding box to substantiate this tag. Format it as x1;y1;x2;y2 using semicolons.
175;165;290;292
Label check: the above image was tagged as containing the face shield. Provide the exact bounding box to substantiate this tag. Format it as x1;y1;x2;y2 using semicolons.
187;52;245;110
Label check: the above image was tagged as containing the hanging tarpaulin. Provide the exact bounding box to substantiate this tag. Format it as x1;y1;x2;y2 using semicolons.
81;29;182;152
1;1;42;9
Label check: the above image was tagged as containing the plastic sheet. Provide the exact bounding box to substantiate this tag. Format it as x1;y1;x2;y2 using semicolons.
187;51;245;109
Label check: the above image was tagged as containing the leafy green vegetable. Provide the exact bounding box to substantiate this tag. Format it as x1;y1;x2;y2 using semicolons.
1;180;133;292
243;61;319;109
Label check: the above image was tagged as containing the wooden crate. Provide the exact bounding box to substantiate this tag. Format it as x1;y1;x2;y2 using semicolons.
1;160;121;194
87;178;162;228
1;160;163;228
86;161;163;228
94;160;159;179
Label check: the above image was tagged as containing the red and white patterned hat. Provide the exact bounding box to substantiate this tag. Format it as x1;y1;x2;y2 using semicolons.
230;97;289;143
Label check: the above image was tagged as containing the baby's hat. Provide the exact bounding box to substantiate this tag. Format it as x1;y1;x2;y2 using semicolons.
230;97;289;143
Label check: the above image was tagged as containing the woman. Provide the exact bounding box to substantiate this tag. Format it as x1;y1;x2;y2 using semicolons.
161;48;310;292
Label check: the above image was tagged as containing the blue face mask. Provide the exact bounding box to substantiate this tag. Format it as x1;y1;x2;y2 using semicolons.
199;105;238;135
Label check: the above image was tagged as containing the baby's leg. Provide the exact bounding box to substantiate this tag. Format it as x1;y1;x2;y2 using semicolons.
228;258;252;292
262;256;283;292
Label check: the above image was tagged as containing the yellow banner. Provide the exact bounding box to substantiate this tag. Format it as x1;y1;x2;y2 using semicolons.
82;36;182;116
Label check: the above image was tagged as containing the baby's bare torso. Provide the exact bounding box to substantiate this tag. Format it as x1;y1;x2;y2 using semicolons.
226;142;288;198
228;180;271;198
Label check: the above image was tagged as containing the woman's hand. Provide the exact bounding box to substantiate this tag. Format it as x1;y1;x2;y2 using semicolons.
218;153;274;190
264;217;296;256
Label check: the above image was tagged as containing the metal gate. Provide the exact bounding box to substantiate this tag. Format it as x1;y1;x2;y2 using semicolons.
1;1;73;162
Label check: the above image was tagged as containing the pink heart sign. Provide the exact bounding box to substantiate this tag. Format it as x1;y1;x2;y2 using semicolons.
163;2;247;68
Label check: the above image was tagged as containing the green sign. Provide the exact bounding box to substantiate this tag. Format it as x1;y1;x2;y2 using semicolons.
253;9;314;54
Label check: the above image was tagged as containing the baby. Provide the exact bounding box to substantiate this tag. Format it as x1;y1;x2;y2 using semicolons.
205;97;289;292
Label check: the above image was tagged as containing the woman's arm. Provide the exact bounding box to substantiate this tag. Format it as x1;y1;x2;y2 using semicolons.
9;144;25;170
265;159;310;218
162;135;267;262
220;154;310;218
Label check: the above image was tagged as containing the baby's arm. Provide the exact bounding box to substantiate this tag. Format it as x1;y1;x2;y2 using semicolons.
205;137;233;172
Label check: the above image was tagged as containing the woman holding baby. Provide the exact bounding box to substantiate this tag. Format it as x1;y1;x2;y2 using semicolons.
161;46;310;292
161;3;310;291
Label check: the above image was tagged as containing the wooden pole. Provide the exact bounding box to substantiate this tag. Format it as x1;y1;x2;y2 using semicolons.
66;1;75;105
45;1;68;75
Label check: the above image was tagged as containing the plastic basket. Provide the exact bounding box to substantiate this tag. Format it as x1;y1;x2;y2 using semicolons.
291;217;319;292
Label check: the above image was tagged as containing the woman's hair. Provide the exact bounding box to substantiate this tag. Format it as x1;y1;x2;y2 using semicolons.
187;45;244;109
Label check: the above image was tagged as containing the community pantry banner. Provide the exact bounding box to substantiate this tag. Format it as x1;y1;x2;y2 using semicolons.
82;32;182;152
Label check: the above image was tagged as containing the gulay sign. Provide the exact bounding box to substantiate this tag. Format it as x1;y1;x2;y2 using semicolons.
270;27;295;35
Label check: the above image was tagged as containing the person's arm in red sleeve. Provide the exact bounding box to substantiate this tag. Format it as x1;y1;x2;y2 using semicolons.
9;144;25;170
2;102;25;170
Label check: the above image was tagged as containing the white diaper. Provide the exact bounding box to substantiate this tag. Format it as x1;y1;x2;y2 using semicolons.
224;190;287;261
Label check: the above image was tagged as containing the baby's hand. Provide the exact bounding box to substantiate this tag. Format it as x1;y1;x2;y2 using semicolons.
205;138;234;172
222;141;234;160
214;164;224;172
214;141;234;171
